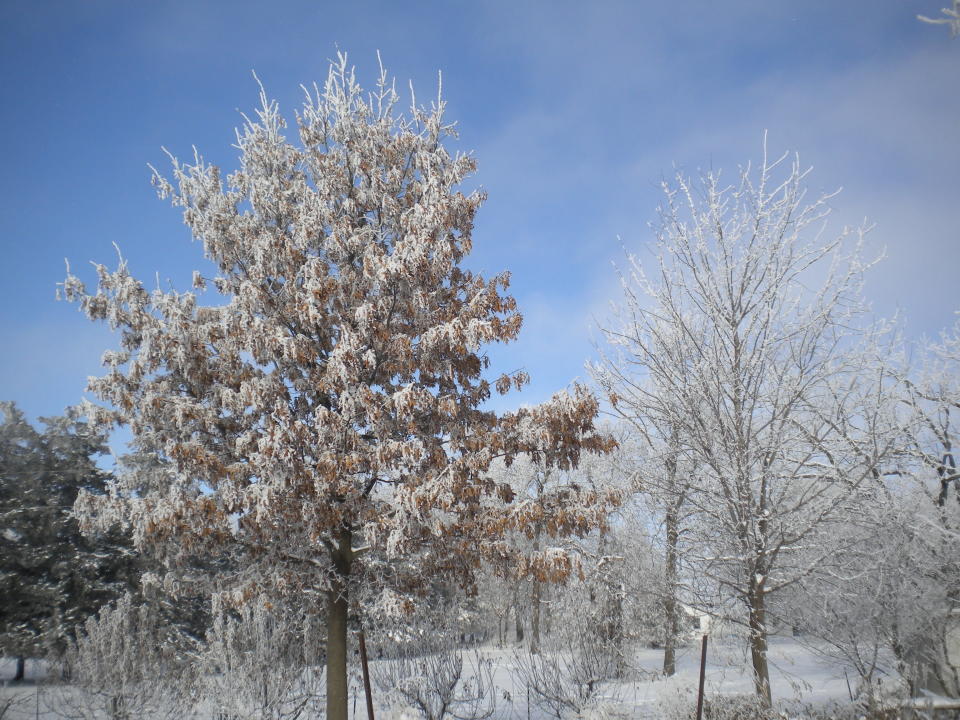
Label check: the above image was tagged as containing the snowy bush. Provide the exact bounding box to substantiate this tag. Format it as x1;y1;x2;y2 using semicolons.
48;594;198;719
373;643;496;720
0;692;31;720
659;692;907;720
658;691;779;720
201;601;325;720
512;639;622;719
701;695;780;720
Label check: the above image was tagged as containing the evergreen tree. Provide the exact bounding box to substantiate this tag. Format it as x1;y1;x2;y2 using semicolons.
0;402;137;681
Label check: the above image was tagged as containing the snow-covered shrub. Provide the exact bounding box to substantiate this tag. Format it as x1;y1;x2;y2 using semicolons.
0;692;31;720
702;695;779;719
510;550;632;719
373;642;496;720
201;601;324;720
658;691;779;720
661;694;906;720
48;593;198;719
653;681;696;720
512;635;622;719
780;699;903;720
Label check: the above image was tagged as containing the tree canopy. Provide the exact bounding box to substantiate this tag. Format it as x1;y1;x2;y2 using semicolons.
63;55;616;720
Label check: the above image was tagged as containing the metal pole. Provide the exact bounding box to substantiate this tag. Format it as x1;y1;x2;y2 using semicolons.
695;634;708;720
358;629;375;720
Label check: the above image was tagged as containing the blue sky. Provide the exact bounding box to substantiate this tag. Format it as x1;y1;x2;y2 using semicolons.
1;1;957;448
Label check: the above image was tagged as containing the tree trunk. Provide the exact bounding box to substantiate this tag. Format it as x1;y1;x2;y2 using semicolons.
608;585;625;676
13;655;25;682
515;607;524;643
889;627;914;696
530;578;541;654
748;584;771;707
662;504;679;677
530;526;542;654
326;528;353;720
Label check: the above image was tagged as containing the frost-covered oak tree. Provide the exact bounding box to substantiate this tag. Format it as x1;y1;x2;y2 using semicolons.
63;56;614;720
594;147;895;705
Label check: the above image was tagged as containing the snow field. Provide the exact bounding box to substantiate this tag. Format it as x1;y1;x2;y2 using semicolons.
1;636;882;720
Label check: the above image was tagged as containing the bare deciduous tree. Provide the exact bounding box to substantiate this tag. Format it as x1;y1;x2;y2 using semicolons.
893;318;960;696
594;145;894;705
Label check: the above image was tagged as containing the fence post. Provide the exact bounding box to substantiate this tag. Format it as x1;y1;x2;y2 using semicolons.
695;634;708;720
358;629;375;720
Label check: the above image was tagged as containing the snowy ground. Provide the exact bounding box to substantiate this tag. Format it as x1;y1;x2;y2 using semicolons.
0;636;894;719
478;635;868;719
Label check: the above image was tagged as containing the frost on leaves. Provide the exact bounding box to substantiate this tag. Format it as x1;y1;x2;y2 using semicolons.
62;55;613;720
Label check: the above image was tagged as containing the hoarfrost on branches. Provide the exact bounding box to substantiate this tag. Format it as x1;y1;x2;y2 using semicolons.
919;1;960;36
593;143;897;706
62;53;615;720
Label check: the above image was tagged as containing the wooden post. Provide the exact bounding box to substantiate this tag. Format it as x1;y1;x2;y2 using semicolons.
358;629;375;720
695;634;708;720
